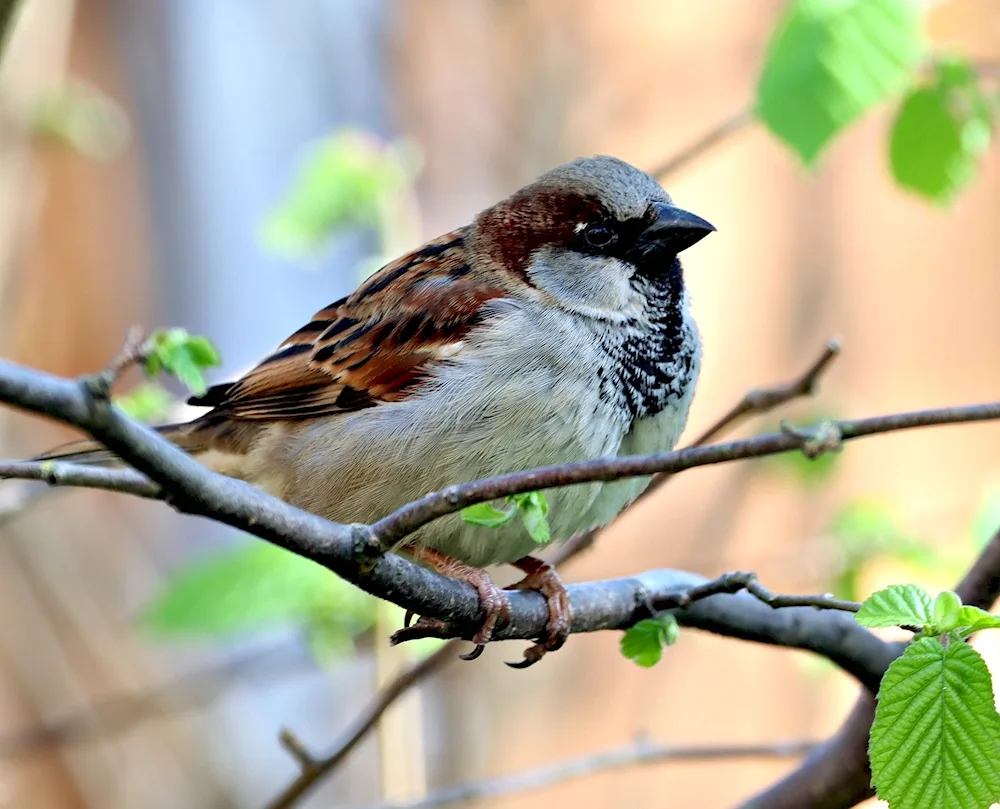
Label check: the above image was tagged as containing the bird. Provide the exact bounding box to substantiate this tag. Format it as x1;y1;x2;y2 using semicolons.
34;155;715;666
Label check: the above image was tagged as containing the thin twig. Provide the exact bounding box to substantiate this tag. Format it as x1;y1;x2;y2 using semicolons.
650;570;860;614
0;460;159;497
357;738;819;809
650;106;757;180
622;338;839;508
265;640;461;809
690;339;842;448
370;399;1000;548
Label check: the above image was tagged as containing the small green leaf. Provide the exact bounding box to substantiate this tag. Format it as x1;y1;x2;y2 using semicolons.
142;542;376;653
513;491;550;544
114;382;174;423
462;492;551;544
620;614;679;668
933;590;963;633
957;606;1000;636
856;584;933;628
890;58;994;203
460;502;516;528
144;328;222;397
262;130;421;257
870;636;1000;809
757;0;926;164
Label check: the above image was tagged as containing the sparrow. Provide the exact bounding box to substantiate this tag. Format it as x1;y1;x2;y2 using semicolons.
35;155;715;666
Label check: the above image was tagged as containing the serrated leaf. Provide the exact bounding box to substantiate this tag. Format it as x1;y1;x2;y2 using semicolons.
870;636;1000;809
757;0;925;164
461;502;516;528
957;606;1000;636
856;584;933;628
620;614;679;668
890;59;994;203
141;542;376;647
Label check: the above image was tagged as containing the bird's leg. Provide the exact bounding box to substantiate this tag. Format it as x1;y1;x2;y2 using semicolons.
504;555;572;669
395;545;511;661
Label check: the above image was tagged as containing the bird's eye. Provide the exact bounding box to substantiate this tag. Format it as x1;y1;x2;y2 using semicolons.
583;223;616;249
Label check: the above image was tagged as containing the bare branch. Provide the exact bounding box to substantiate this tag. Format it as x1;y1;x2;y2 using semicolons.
689;339;841;448
0;460;159;497
636;338;841;505
370;399;1000;547
360;738;819;809
650;106;756;180
266;640;462;809
651;570;859;614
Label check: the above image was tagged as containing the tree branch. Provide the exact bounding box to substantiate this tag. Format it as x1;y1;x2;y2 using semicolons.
369;400;1000;547
650;106;756;180
737;524;1000;809
360;738;819;809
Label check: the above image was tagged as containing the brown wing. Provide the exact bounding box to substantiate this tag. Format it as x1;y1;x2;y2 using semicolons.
188;228;506;421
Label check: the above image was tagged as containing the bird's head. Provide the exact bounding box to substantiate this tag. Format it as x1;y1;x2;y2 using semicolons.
470;155;715;320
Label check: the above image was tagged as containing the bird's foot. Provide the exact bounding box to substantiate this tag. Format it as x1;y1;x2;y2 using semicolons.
504;555;572;669
391;546;510;661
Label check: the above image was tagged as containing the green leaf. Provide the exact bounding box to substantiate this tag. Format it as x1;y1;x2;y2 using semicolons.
461;502;516;529
262;130;421;257
933;590;963;633
114;382;174;423
870;636;1000;809
890;59;994;203
462;492;551;544
957;606;1000;636
757;0;925;164
144;328;222;397
620;614;679;668
513;491;550;545
142;542;376;653
856;584;933;628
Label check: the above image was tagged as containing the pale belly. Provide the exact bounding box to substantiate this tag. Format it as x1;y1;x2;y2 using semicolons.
244;306;698;568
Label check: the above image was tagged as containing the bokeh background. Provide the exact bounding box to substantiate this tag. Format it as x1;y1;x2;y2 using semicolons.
1;1;999;808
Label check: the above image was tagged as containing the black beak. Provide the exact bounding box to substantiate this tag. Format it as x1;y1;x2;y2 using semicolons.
639;201;716;255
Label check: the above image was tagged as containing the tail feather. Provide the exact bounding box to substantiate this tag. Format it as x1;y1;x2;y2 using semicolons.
31;423;208;468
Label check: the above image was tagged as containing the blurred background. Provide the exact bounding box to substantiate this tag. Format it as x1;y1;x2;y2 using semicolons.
0;1;999;807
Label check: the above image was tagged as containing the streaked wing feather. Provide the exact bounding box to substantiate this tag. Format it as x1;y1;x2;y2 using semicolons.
189;227;505;421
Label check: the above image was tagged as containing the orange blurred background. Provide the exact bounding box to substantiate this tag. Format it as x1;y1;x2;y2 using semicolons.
1;1;999;808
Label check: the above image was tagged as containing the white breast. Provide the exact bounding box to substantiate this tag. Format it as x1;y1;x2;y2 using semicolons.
256;298;700;568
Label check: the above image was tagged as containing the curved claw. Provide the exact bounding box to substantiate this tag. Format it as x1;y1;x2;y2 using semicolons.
460;643;487;661
506;643;547;669
403;609;416;629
